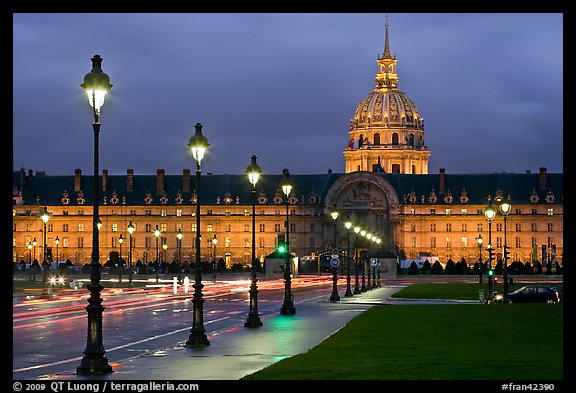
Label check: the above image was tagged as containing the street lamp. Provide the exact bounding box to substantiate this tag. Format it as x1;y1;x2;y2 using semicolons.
77;54;113;376
27;241;33;281
177;228;183;264
32;238;38;282
118;234;124;282
40;206;51;298
245;155;263;327
280;168;296;315
212;235;218;283
162;243;168;264
186;122;210;347
353;226;361;294
499;195;512;302
360;229;367;292
484;197;496;301
329;208;340;302
127;221;134;286
55;236;60;266
344;221;353;297
154;226;161;283
476;234;483;284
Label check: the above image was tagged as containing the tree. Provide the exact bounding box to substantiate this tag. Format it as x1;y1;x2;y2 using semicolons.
408;261;419;275
445;258;455;275
216;257;227;273
422;259;432;275
431;261;444;275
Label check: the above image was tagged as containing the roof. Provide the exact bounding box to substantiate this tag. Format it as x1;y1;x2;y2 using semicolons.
13;169;563;207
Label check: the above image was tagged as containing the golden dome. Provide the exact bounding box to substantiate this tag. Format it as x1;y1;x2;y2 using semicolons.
351;88;422;130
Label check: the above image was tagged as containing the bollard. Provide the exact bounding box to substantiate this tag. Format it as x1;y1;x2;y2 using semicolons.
173;277;178;294
184;276;190;294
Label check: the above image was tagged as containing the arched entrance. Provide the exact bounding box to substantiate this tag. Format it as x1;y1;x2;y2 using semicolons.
324;172;400;252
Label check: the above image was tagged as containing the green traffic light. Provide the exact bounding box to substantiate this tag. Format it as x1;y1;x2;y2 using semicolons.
488;270;493;276
277;244;286;253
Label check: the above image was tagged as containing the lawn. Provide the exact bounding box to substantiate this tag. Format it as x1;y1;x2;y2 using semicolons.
391;282;561;300
243;303;563;380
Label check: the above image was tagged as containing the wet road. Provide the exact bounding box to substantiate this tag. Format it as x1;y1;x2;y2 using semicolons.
13;275;340;379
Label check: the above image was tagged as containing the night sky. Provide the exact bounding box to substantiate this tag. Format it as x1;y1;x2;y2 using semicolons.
12;13;563;177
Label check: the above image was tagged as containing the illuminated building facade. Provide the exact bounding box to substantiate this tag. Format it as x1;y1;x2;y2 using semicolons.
12;23;563;270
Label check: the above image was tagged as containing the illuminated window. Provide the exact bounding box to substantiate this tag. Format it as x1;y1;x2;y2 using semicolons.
78;224;84;232
191;223;197;232
461;237;467;248
176;209;182;217
445;237;451;249
161;209;167;217
445;208;451;216
161;223;167;232
206;224;213;232
547;208;554;216
112;223;118;232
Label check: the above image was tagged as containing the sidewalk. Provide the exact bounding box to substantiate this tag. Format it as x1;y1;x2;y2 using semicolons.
41;286;405;381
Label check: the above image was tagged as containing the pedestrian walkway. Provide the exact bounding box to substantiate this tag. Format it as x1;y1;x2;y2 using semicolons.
40;286;405;381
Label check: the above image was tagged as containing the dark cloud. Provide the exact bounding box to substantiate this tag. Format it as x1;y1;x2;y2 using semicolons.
13;13;563;176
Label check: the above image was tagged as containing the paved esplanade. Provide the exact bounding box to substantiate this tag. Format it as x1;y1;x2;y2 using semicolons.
38;286;405;380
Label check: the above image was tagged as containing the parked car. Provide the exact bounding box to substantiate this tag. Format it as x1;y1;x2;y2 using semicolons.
496;285;560;303
551;285;563;303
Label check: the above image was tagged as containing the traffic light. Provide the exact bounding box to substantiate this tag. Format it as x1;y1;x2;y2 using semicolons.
488;269;493;277
276;234;286;254
277;243;286;254
503;245;511;261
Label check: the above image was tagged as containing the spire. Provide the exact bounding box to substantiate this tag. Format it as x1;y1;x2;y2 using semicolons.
375;16;398;89
383;17;391;59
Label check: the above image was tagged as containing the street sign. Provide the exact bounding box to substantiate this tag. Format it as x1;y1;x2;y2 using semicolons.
330;258;340;268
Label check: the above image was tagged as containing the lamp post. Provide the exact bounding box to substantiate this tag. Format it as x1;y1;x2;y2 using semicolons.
154;226;161;283
127;221;134;286
118;234;124;282
32;238;37;281
360;229;367;292
186;122;210;347
77;54;113;376
162;243;168;264
476;234;484;283
27;241;33;281
329;208;340;302
40;207;51;298
212;235;218;282
245;155;263;327
55;236;60;266
499;195;512;303
344;221;353;297
476;234;483;284
484;197;496;301
177;228;183;269
366;233;373;290
280;168;296;315
353;226;361;294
